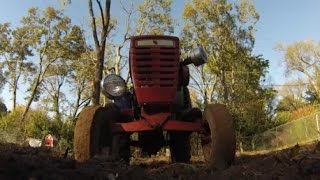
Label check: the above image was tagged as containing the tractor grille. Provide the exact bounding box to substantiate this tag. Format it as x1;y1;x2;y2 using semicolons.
130;36;180;105
131;47;179;87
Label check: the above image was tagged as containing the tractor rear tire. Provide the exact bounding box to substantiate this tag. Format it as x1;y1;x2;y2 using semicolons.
74;106;111;162
201;104;236;170
169;132;191;163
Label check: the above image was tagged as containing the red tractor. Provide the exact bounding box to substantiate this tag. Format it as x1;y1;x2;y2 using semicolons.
74;35;236;169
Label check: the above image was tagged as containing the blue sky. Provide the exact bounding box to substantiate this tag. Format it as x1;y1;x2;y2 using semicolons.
252;0;320;84
0;0;319;108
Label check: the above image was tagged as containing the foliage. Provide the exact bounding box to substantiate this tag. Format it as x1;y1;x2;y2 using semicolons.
0;107;25;143
182;0;276;136
273;111;292;126
57;118;75;151
0;107;21;131
0;107;52;141
23;109;53;139
275;104;319;125
305;89;320;104
135;0;174;35
67;50;94;120
0;22;34;110
189;88;204;109
276;40;320;96
0;105;75;149
276;95;306;112
274;77;320;124
0;7;85;121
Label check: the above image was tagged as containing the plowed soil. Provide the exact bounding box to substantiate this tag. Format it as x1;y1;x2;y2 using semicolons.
1;142;320;180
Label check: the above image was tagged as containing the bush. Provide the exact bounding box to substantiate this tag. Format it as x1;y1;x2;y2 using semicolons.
290;105;316;120
274;111;291;125
0;107;23;130
57;118;75;152
274;104;318;125
0;107;53;143
23;109;52;139
0;106;77;152
0;107;25;143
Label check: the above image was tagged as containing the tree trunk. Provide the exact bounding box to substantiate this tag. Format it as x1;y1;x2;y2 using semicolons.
10;67;20;110
115;46;121;75
204;90;208;105
88;0;111;106
72;80;86;121
21;72;42;122
53;94;61;122
221;69;228;102
12;78;17;110
230;67;235;106
92;50;103;105
53;78;63;122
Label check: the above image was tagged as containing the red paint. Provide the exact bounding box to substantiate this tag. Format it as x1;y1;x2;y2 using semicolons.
45;134;54;147
121;108;134;117
130;36;180;106
140;111;171;126
112;119;203;133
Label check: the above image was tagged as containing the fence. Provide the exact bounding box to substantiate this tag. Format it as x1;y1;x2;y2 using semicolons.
238;112;320;152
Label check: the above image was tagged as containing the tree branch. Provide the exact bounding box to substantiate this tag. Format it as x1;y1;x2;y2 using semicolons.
101;0;110;41
88;0;100;48
96;0;105;27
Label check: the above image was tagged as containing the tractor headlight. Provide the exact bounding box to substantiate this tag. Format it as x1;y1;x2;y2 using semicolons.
101;74;126;98
181;46;208;66
188;46;208;66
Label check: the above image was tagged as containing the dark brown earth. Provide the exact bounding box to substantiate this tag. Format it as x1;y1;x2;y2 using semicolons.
1;142;320;180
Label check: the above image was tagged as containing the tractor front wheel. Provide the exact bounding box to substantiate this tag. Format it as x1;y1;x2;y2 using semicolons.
74;106;112;162
201;104;236;170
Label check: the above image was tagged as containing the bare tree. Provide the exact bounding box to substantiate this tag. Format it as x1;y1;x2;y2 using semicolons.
88;0;112;105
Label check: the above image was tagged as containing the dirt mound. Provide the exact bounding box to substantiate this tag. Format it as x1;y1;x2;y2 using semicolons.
0;142;320;179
